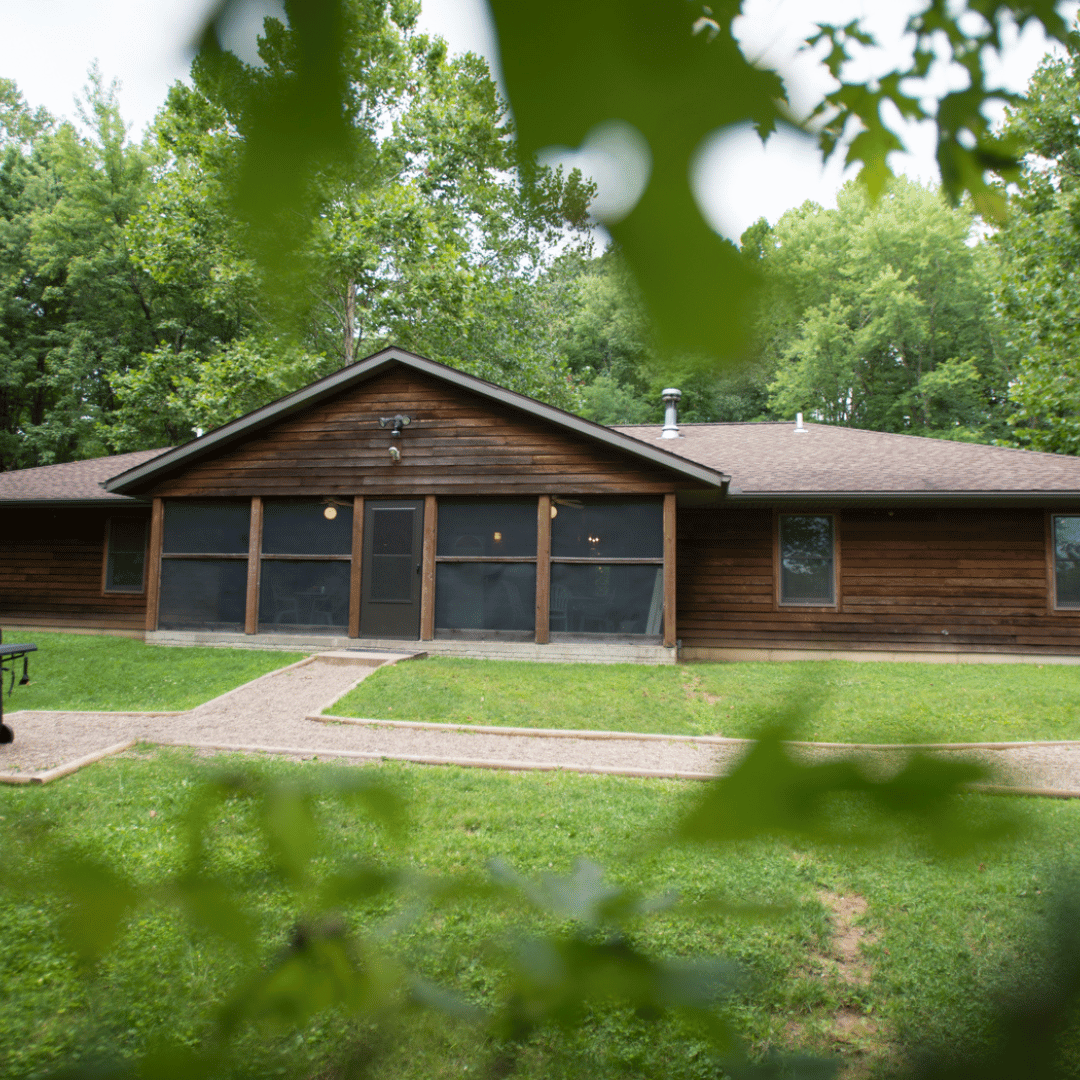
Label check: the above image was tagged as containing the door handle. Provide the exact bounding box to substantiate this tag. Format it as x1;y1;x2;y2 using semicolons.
416;563;421;574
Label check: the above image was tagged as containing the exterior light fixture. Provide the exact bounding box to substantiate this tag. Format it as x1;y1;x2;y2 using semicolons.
323;506;338;521
379;414;412;438
493;531;502;542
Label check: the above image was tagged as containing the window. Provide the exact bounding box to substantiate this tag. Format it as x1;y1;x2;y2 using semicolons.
1053;515;1080;608
435;500;537;635
778;514;836;606
103;517;148;593
549;499;663;635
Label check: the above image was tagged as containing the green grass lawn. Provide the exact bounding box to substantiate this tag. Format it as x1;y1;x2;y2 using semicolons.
3;632;306;712
329;656;1080;744
0;749;1072;1079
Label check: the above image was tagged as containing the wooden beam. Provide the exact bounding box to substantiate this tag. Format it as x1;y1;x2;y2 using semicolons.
663;492;676;649
349;496;364;638
535;495;552;644
144;498;164;633
420;495;438;641
244;497;263;634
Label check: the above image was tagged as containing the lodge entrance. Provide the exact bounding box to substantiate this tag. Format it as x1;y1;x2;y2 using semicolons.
359;499;424;638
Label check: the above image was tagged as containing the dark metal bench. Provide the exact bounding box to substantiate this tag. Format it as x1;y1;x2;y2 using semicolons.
0;631;37;744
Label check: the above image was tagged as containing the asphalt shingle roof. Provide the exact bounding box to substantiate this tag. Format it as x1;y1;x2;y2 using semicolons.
614;421;1080;495
0;448;168;504
7;419;1080;503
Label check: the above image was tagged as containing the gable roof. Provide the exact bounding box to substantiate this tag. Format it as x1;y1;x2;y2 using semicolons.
615;421;1080;498
103;348;729;495
0;448;167;506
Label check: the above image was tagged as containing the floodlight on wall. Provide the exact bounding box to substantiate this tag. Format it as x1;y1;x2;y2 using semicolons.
379;414;412;438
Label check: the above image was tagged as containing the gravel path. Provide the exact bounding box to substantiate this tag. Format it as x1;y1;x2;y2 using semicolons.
3;654;1080;793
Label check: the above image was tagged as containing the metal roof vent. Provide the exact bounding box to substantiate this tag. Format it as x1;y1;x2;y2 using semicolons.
794;412;807;434
661;388;682;438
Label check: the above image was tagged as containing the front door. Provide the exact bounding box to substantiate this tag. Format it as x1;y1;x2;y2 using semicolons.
359;499;424;638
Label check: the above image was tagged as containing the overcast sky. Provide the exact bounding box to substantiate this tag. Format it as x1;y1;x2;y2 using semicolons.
0;0;1073;240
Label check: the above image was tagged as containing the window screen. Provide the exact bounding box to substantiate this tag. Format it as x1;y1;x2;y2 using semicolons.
1055;516;1080;608
163;501;250;554
550;500;662;559
779;514;835;605
262;500;353;555
435;563;536;632
437;500;537;558
158;559;247;630
105;518;147;592
550;564;663;635
259;561;350;629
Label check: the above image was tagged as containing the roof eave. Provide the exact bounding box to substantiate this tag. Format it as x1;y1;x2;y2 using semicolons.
0;497;150;509
725;489;1080;504
104;348;729;494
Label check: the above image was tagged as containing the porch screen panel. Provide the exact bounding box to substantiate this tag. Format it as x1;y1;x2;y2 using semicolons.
435;500;536;634
262;500;352;555
158;559;247;630
259;499;353;630
158;501;250;630
550;501;662;559
259;562;350;629
1054;516;1080;608
436;563;536;631
162;501;250;553
550;563;662;635
548;499;663;637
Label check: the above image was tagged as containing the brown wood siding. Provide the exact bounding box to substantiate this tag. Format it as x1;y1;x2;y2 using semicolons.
145;369;689;498
678;506;1080;655
0;507;148;631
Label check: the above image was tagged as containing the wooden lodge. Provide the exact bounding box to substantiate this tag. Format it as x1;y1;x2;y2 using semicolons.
4;347;1080;664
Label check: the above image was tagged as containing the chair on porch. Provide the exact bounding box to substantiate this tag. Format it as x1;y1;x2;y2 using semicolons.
269;580;301;624
550;585;571;632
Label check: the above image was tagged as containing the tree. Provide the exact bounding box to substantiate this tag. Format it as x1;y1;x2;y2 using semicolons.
0;72;172;468
996;32;1080;454
750;179;1013;439
111;0;594;448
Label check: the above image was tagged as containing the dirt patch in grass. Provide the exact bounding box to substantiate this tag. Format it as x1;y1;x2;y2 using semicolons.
816;890;885;1073
681;672;723;707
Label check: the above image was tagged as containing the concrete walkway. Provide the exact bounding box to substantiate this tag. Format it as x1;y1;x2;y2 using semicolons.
3;651;1080;794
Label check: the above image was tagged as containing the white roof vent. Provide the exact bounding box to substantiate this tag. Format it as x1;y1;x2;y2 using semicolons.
794;412;807;434
661;388;682;439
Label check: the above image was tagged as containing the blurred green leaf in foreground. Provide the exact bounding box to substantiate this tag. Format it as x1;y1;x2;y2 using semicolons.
196;0;1070;365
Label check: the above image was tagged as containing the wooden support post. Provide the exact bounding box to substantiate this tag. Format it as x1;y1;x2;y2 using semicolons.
535;495;552;644
663;492;677;649
349;496;364;638
420;495;437;641
144;498;164;633
244;497;263;635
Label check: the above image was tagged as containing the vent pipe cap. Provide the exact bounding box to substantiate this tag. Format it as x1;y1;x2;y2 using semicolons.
794;412;807;433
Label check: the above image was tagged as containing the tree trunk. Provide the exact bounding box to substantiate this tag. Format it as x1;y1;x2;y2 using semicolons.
344;279;356;365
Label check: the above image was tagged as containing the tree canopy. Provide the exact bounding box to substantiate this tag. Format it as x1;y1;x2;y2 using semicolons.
994;31;1080;454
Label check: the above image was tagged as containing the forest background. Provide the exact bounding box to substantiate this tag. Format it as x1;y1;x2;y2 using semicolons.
3;2;1080;471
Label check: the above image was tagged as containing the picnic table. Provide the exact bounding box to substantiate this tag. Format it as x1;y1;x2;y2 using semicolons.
0;631;36;744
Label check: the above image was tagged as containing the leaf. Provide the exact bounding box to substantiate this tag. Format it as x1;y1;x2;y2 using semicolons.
489;856;676;926
486;0;784;361
51;856;140;964
171;875;258;954
676;728;1010;853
